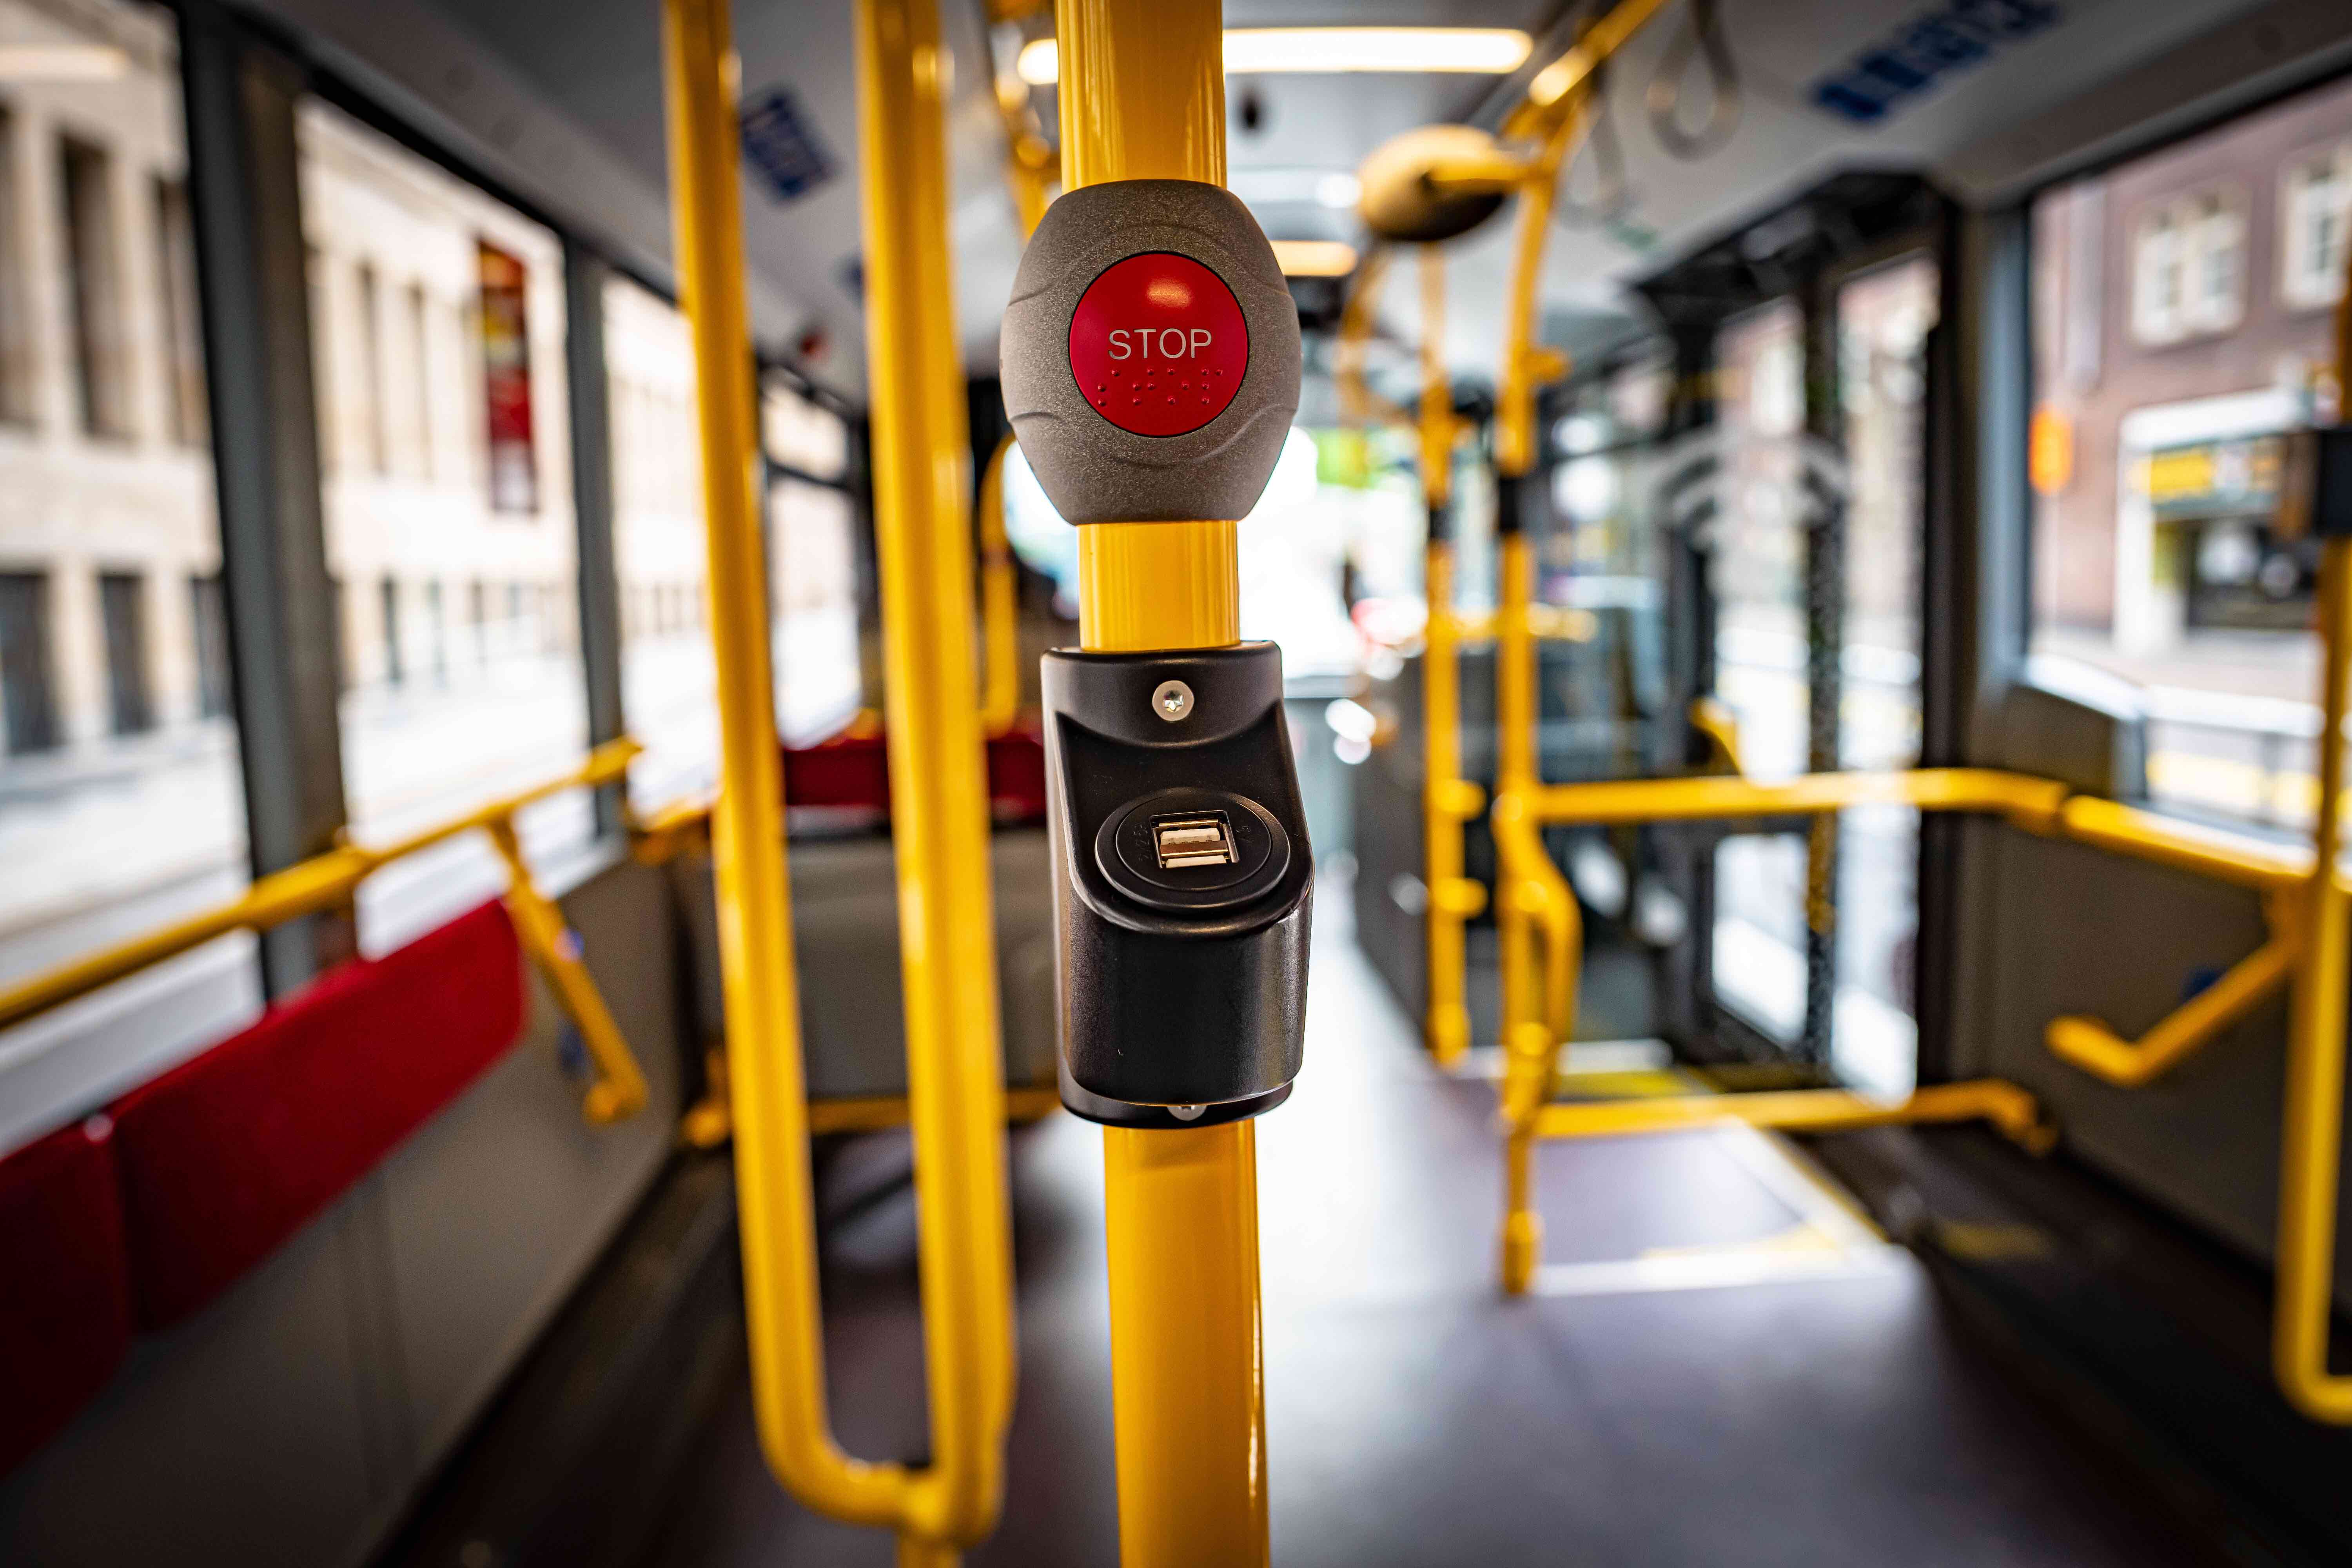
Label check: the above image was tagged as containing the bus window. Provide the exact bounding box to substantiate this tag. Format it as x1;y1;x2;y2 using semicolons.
762;381;861;746
0;3;252;1007
2029;78;2339;835
604;275;718;810
296;102;592;949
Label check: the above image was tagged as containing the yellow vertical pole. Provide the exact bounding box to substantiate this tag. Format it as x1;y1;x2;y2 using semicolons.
1492;88;1593;1295
2274;537;2352;1422
977;111;1051;740
977;435;1023;735
1422;246;1480;1070
1058;1;1270;1561
2269;211;2352;1425
856;0;1018;1555
666;0;1015;1557
662;0;904;1530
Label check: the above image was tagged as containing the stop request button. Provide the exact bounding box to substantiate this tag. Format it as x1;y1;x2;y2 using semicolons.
1067;252;1251;438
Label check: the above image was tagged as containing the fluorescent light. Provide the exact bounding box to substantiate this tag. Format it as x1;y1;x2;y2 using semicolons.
0;43;129;81
1271;240;1357;278
1016;28;1531;87
1225;28;1530;76
1315;172;1362;210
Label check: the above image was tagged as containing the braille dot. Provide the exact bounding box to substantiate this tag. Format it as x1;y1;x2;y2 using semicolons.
1166;396;1176;405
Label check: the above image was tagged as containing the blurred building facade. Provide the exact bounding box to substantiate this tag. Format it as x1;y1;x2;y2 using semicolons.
2031;74;2351;652
0;0;716;762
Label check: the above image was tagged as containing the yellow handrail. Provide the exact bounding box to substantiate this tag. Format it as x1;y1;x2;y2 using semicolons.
858;0;1019;1548
977;434;1024;737
1688;695;1744;775
1334;245;1410;431
1514;763;2308;1095
1535;1080;2052;1149
2046;896;2299;1088
1420;242;1481;1068
1523;767;2070;828
2270;220;2352;1425
665;0;1019;1559
0;739;652;1125
2277;532;2352;1421
2054;793;2309;893
668;0;889;1517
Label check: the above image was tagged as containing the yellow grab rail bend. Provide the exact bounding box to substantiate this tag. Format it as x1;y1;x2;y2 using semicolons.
0;741;651;1126
664;1;1019;1557
858;0;1020;1545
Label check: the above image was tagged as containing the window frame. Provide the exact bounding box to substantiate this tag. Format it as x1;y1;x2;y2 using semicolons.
2279;139;2352;315
2129;186;2249;347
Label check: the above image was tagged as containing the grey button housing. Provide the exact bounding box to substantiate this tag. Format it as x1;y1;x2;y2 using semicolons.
1001;180;1302;524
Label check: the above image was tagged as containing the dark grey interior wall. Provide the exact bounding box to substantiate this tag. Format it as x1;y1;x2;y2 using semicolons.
0;854;686;1568
1949;818;2345;1293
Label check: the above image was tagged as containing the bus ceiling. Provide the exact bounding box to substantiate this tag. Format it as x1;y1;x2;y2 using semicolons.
239;0;2352;392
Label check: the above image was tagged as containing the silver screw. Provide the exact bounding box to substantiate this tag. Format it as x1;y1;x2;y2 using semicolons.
1169;1103;1206;1122
1151;679;1195;723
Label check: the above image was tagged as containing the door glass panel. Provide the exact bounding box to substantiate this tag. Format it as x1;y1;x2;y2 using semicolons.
1832;254;1936;1094
1710;301;1809;1048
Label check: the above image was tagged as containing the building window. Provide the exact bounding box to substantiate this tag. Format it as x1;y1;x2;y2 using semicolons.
404;281;433;479
0;571;61;754
59;135;132;439
306;244;334;473
152;176;206;447
2281;143;2352;312
98;572;153;735
354;260;387;474
2132;191;2245;344
423;578;447;684
0;107;34;426
189;573;230;719
2132;209;2184;344
379;575;402;687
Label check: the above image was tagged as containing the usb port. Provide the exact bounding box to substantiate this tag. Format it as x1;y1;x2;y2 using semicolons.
1153;813;1236;870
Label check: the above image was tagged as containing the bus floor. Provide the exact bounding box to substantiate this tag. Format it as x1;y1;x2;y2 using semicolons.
644;879;2216;1568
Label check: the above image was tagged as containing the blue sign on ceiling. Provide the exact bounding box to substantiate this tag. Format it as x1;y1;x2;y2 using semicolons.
1809;0;2061;126
740;84;836;203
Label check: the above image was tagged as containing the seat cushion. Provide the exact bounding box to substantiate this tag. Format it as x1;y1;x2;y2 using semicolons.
0;1118;132;1475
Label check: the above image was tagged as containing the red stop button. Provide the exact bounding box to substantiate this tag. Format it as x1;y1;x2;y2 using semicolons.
1068;252;1251;437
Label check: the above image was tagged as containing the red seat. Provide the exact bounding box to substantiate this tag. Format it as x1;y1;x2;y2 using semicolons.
109;901;526;1328
781;725;1047;823
0;1118;131;1475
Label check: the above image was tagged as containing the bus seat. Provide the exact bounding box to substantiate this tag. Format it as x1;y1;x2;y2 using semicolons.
671;829;1058;1102
109;901;526;1328
0;1118;131;1475
781;726;1049;824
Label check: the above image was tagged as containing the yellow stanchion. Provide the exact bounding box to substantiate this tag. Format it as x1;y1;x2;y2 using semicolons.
1056;0;1270;1561
857;0;1019;1543
2275;533;2352;1422
1419;245;1484;1069
977;435;1024;737
662;0;1014;1554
